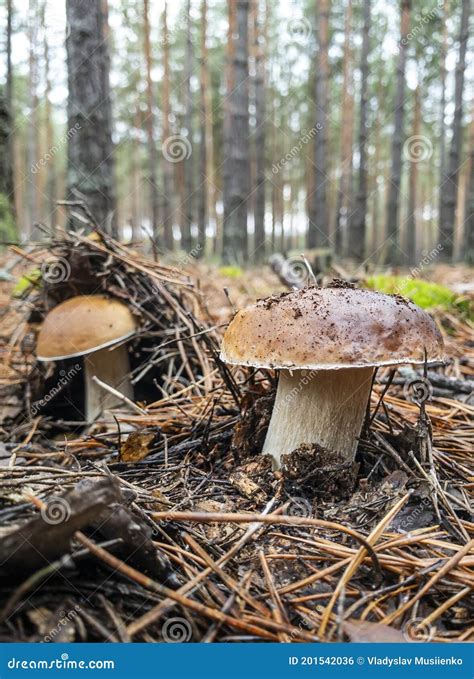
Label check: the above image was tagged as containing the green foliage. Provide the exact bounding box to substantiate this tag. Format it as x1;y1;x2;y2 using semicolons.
12;268;42;298
0;193;17;245
366;275;471;316
218;265;243;279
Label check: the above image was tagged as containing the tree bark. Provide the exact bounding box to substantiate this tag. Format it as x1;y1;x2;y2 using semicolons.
66;0;116;235
197;0;207;256
182;0;194;252
334;0;353;256
143;0;159;252
438;0;470;259
161;2;174;251
5;0;15;218
253;0;267;262
385;0;411;263
438;0;448;205
307;0;330;249
222;0;250;264
348;0;371;260
462;106;474;263
406;84;421;264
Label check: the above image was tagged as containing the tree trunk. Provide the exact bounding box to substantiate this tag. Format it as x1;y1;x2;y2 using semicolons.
161;3;174;251
197;0;207;256
406;84;421;264
334;0;353;256
222;0;250;264
143;0;159;252
43;16;56;230
438;0;470;259
307;0;330;249
181;0;194;252
66;0;116;234
462;106;474;263
385;0;411;263
26;0;39;238
348;0;371;260
438;0;448;204
5;0;15;218
253;0;267;262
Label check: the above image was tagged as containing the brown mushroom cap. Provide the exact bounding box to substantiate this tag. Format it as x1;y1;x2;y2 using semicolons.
36;295;137;361
220;285;445;370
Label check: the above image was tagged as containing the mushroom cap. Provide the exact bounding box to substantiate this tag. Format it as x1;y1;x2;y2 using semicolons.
220;285;445;370
36;295;137;361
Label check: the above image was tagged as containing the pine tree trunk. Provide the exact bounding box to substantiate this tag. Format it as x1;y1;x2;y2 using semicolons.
26;0;39;238
307;0;330;249
438;0;448;201
182;0;194;252
462;106;474;263
5;0;15;218
66;0;116;234
197;0;208;256
43;20;56;230
222;0;250;264
406;84;421;264
143;0;159;252
385;0;411;263
162;3;174;251
334;0;353;256
348;0;371;260
438;0;470;259
253;0;267;263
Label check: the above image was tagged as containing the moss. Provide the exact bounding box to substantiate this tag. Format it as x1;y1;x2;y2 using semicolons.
218;265;243;279
12;268;42;298
366;275;471;316
0;193;17;245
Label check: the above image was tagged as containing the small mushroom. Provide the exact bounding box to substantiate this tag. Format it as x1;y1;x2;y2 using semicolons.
220;285;445;469
36;295;137;421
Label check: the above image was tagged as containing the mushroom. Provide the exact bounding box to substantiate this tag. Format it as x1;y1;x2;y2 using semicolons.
36;295;137;421
220;285;445;469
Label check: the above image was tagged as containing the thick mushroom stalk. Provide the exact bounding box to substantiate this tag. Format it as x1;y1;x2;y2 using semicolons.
262;367;374;469
84;344;133;422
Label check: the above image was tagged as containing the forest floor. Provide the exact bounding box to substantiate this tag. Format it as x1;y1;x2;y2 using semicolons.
0;236;472;643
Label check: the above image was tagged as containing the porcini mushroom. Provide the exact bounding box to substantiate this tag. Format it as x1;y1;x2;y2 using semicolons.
36;295;137;421
220;284;445;469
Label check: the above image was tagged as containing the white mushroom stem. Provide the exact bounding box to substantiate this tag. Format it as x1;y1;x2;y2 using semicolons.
262;367;374;469
84;344;133;421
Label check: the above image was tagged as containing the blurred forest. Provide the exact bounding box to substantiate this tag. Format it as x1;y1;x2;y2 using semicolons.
0;0;472;266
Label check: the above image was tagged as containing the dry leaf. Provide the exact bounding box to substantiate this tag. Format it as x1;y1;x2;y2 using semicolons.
120;431;155;462
343;619;406;643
